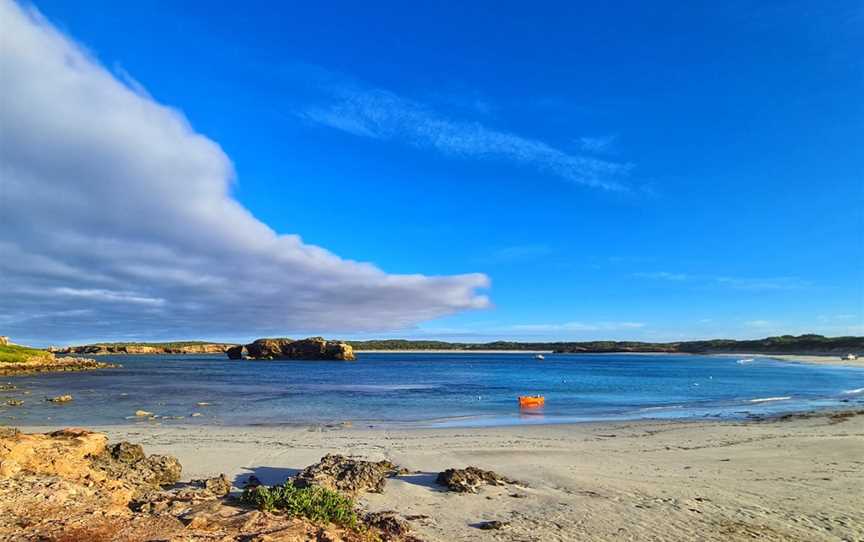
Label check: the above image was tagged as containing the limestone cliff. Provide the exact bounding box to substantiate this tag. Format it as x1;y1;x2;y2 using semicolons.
52;342;235;355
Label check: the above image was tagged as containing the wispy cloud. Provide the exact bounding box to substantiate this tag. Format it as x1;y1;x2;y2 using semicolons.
578;135;617;154
714;276;811;291
301;85;631;191
634;271;811;292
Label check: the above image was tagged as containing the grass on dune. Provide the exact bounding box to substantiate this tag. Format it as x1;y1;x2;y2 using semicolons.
0;344;54;364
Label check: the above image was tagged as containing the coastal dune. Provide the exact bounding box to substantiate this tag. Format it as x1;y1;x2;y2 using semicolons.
25;410;862;541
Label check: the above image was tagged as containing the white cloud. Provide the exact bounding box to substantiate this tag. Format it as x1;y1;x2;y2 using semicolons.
302;86;631;191
0;0;489;343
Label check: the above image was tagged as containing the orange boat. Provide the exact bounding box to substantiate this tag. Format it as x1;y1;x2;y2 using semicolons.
518;395;545;408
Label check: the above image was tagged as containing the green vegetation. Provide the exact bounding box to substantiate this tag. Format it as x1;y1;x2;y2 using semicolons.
348;335;863;355
240;483;358;528
0;344;54;364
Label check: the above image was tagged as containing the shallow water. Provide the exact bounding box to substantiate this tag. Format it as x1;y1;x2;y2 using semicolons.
2;353;863;428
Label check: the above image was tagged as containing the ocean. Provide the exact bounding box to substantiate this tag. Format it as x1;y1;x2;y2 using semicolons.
3;353;863;428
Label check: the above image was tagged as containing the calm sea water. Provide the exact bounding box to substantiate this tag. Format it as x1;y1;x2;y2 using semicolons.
3;353;863;428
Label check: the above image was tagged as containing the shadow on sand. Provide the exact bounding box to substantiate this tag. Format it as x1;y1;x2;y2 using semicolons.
233;466;300;487
391;472;446;493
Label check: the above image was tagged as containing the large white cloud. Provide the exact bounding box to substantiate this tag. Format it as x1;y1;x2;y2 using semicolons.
0;0;489;343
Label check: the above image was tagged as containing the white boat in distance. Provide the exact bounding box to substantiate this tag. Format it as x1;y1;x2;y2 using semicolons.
535;354;545;360
737;358;755;364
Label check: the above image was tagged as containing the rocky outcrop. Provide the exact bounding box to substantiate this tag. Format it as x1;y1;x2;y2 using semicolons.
232;337;356;361
292;453;406;495
91;441;182;491
0;428;179;495
436;466;517;493
53;343;236;355
0;355;116;376
0;428;421;541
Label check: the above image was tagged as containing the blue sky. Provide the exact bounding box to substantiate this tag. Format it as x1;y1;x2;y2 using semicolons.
4;1;862;343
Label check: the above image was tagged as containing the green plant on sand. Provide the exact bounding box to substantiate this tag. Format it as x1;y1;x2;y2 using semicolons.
240;483;359;528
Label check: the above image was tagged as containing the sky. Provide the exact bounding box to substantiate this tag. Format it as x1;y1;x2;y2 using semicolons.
1;0;862;345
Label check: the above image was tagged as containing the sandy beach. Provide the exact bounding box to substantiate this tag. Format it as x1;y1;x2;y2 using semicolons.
758;354;864;369
21;409;864;541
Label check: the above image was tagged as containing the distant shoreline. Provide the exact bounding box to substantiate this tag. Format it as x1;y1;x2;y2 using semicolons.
356;349;553;354
717;352;864;369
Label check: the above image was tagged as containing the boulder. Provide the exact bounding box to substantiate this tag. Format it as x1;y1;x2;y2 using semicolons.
91;441;182;489
292;454;406;495
196;474;232;496
364;511;423;541
436;466;516;493
233;337;356;361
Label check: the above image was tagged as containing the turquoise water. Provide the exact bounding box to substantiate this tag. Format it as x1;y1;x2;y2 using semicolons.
2;353;863;428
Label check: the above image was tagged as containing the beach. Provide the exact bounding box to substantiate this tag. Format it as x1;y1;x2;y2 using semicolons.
758;354;864;369
20;408;864;541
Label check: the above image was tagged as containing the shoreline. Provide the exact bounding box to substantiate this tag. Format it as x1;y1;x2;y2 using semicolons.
740;353;864;368
17;409;864;541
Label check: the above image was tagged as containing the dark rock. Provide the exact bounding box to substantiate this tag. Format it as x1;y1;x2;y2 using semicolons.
436;467;516;493
195;474;232;496
107;441;146;463
226;344;245;360
476;520;510;530
242;475;262;489
235;337;356;361
292;454;406;495
364;511;423;541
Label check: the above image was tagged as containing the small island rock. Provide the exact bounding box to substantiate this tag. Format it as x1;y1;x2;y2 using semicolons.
228;337;356;361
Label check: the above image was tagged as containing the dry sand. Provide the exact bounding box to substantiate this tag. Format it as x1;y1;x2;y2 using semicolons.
758;354;864;369
22;409;864;541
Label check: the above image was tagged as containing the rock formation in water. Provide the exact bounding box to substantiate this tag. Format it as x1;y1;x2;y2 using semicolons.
228;337;356;361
